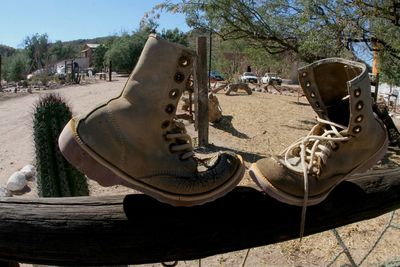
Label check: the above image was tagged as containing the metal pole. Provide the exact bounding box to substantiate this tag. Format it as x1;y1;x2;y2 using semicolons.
208;31;212;90
374;73;380;102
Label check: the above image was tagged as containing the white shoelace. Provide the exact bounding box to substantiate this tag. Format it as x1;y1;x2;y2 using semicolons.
165;121;194;160
283;117;351;238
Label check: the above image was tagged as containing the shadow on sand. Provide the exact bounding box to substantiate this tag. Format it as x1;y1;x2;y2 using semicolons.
211;115;250;139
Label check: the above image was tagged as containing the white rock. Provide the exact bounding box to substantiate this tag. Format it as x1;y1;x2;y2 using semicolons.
20;164;36;178
7;171;27;191
0;186;12;197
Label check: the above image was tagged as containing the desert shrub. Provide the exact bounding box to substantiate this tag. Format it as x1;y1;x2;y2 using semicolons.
3;52;30;82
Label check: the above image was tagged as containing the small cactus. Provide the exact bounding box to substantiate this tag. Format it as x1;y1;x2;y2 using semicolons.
33;93;89;197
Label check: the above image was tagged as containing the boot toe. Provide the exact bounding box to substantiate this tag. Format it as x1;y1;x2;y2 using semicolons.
254;157;306;198
133;151;244;206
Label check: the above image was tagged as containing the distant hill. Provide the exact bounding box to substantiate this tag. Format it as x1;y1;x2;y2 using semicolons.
1;36;114;58
0;44;16;57
61;36;116;50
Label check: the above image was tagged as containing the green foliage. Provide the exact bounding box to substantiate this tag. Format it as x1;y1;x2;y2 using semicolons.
245;46;294;77
0;44;16;57
2;51;30;81
49;40;79;62
155;0;400;84
379;50;400;86
104;31;148;73
161;28;189;46
33;94;89;197
94;44;108;71
210;38;246;82
24;33;49;71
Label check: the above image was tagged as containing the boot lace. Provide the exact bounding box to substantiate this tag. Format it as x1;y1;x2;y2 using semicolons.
165;120;194;160
283;117;350;238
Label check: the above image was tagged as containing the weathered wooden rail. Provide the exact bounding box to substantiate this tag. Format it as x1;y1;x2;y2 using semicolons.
0;161;400;266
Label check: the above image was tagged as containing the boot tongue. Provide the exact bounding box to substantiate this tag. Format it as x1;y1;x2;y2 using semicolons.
169;120;195;152
169;120;198;169
325;96;350;127
287;123;331;175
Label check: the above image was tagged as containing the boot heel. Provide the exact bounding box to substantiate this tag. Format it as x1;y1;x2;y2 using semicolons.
58;119;133;188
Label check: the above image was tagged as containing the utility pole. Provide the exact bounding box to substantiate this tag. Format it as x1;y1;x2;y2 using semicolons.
372;39;380;102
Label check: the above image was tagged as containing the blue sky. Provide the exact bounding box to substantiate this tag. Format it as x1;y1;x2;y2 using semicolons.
0;0;190;48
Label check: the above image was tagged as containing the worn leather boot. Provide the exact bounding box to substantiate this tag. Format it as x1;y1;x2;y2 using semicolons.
250;58;388;207
59;34;245;206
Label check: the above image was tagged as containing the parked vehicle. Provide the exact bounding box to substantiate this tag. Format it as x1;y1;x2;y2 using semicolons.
261;73;282;85
240;72;258;83
209;70;224;81
27;68;54;80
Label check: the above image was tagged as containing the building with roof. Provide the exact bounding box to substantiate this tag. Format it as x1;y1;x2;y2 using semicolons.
81;44;100;67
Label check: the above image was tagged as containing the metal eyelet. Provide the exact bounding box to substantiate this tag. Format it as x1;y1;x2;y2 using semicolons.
169;89;180;99
302;72;308;77
305;81;311;87
310;92;316;98
354;88;361;97
174;72;185;83
356;101;364;110
353;126;362;134
315;102;320;108
178;56;190;67
161;120;170;129
355;115;363;123
165;104;175;114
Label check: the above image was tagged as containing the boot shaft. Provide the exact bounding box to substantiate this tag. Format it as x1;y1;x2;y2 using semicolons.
77;35;198;178
123;34;195;105
298;58;373;135
297;58;387;180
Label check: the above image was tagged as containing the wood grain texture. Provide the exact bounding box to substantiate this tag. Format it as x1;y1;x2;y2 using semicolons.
194;36;209;146
0;152;399;266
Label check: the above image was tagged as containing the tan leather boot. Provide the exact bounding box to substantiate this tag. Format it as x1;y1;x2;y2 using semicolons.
250;58;388;207
59;34;244;206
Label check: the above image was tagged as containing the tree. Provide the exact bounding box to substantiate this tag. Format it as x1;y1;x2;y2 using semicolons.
49;41;78;62
104;31;148;73
24;33;50;71
0;45;16;57
154;0;400;84
93;44;108;72
3;51;30;81
209;37;247;81
161;28;189;46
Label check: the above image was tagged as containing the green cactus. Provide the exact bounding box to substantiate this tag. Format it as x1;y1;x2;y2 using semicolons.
33;93;89;197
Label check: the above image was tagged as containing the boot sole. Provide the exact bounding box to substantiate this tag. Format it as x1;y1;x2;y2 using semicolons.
249;134;389;206
59;119;245;207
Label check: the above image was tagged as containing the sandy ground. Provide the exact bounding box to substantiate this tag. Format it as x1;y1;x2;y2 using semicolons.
1;78;400;266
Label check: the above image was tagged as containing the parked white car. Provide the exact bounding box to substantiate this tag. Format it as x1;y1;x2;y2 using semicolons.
261;73;282;85
240;72;258;83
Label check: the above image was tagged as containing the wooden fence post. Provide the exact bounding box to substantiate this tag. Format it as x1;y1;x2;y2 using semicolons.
0;55;2;91
194;37;209;146
109;60;112;82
